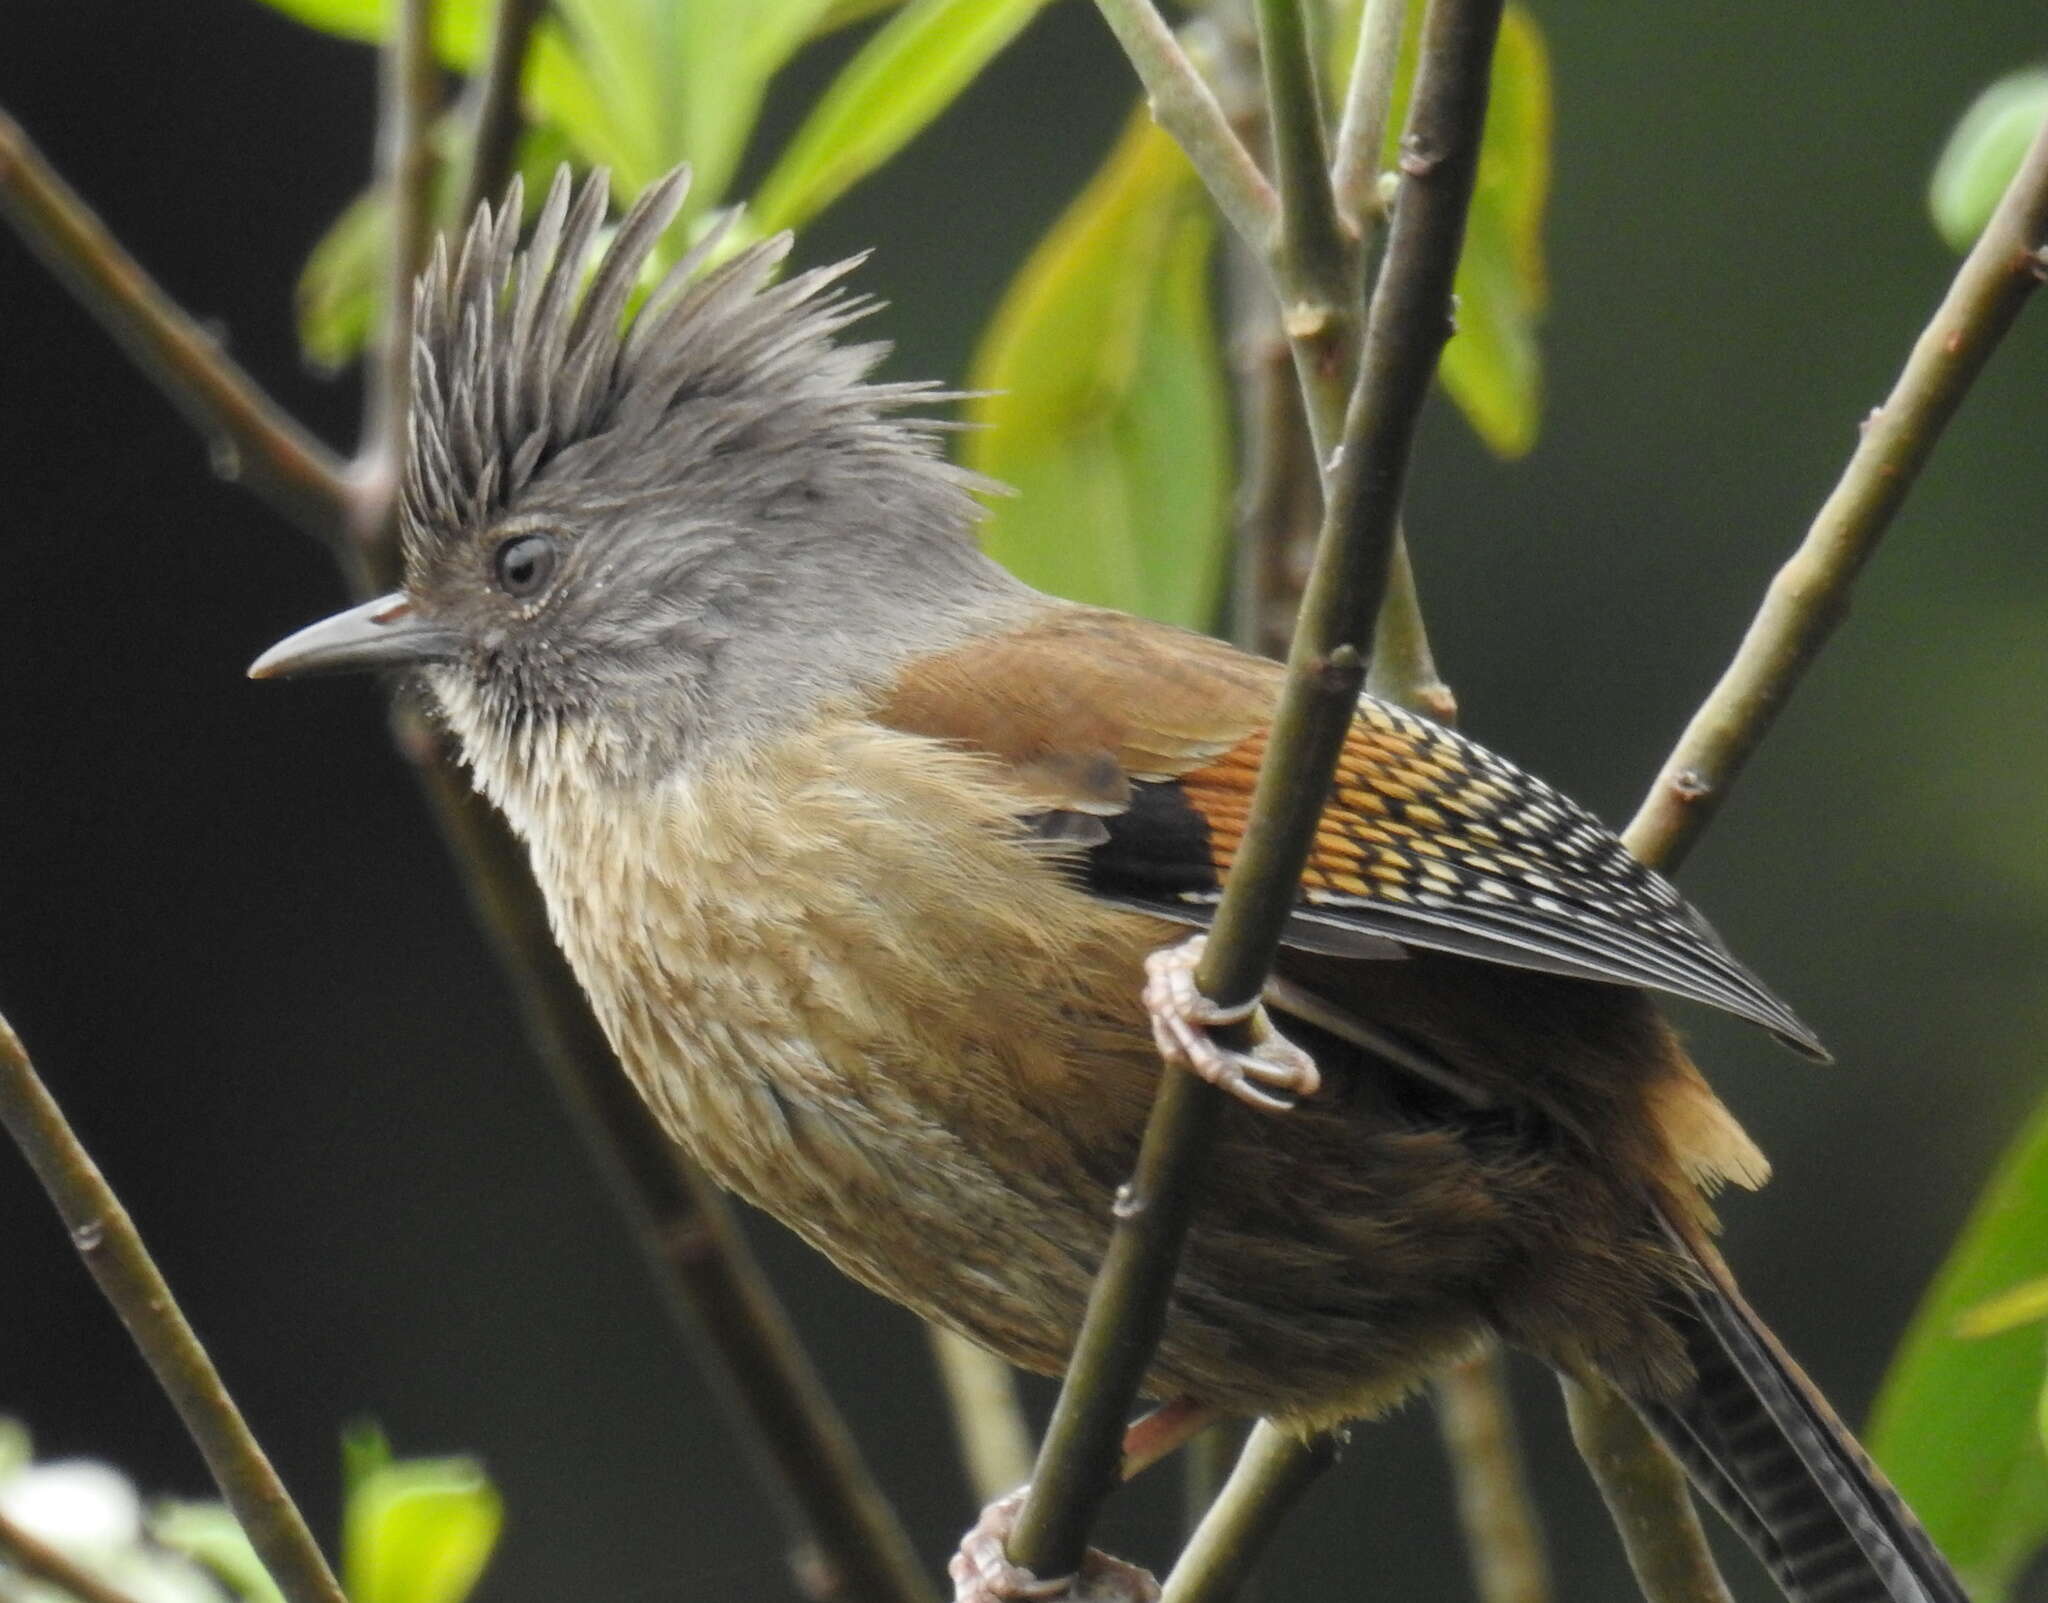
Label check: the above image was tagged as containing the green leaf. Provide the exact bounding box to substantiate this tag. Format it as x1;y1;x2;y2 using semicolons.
1870;1082;2048;1599
546;0;832;204
1930;70;2048;253
151;1502;288;1603
965;111;1231;628
751;0;1050;236
1346;1;1551;457
342;1445;503;1603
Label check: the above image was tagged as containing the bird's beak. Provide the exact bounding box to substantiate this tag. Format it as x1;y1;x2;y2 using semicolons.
247;592;456;680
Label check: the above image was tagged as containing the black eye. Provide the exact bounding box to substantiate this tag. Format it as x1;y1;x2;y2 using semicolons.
492;533;559;599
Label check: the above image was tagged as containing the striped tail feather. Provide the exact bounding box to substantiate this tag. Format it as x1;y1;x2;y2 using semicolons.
1628;1212;1969;1603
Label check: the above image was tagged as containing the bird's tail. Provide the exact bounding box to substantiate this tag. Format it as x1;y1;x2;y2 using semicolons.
1627;1211;1968;1603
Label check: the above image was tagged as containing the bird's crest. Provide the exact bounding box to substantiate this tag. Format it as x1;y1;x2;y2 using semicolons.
401;166;952;562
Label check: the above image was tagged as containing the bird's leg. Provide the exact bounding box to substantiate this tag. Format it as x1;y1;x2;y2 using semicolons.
949;1403;1214;1602
1121;1396;1223;1480
1142;935;1319;1111
949;1487;1161;1603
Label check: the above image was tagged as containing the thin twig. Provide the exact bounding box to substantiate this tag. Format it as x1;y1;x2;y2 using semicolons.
357;0;439;562
359;0;442;555
1625;109;2048;876
1330;0;1407;235
0;110;350;541
1159;1424;1336;1603
1181;1417;1250;1534
0;112;937;1603
1563;1379;1733;1603
0;1013;349;1603
1559;93;2048;1603
1089;0;1277;253
459;0;547;222
1004;0;1505;1581
927;1327;1036;1507
1436;1353;1551;1603
0;1508;150;1603
1255;0;1350;365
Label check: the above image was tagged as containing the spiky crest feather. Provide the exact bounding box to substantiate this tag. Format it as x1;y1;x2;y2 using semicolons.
400;165;973;563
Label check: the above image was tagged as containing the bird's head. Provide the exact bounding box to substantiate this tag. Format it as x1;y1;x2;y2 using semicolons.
251;167;1026;800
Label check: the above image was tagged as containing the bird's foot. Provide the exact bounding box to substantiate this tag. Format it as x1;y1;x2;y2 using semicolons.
949;1488;1160;1603
1142;935;1319;1112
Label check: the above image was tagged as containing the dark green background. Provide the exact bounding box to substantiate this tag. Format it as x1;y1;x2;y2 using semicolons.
2;4;2044;1599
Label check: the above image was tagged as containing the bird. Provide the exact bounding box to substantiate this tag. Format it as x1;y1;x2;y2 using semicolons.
251;166;1964;1603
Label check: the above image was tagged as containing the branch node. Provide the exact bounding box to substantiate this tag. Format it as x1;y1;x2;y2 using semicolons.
1111;1182;1146;1222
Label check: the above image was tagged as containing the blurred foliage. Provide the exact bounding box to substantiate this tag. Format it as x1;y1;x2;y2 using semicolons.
1929;69;2048;252
342;1424;503;1603
1872;1085;2048;1600
751;0;1052;236
965;111;1230;626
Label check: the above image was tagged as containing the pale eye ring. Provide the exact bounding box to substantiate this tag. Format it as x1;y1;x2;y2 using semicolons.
492;532;559;600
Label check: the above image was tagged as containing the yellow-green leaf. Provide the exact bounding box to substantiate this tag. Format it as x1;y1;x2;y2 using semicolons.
752;0;1051;236
343;1454;503;1603
1871;1083;2048;1599
1930;70;2048;253
966;111;1230;628
1346;1;1550;457
546;0;831;204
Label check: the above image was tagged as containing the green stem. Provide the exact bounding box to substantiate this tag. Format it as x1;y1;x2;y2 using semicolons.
1160;1423;1337;1603
928;1326;1036;1507
0;1014;349;1603
1436;1353;1551;1603
458;0;547;221
1089;0;1278;253
1564;1379;1732;1603
1005;0;1506;1581
0;109;350;541
1330;0;1407;234
359;0;442;570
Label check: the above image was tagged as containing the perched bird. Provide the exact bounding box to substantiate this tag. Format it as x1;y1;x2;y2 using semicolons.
253;169;1962;1603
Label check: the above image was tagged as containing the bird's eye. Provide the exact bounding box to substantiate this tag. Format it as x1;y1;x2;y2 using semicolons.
492;533;559;600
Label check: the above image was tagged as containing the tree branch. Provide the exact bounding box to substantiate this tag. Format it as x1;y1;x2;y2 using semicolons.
0;1012;349;1603
1624;109;2048;876
1088;0;1277;253
458;0;547;222
1561;72;2048;1603
928;1327;1036;1508
0;110;350;542
1159;1423;1336;1603
0;1508;151;1603
1436;1353;1550;1603
1004;0;1505;1582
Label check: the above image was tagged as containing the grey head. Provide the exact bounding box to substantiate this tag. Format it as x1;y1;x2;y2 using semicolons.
251;166;1034;795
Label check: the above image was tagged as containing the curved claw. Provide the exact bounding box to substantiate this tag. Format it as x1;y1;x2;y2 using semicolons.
1141;935;1321;1112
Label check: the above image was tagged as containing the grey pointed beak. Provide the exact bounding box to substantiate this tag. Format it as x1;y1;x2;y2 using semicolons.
247;592;456;680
